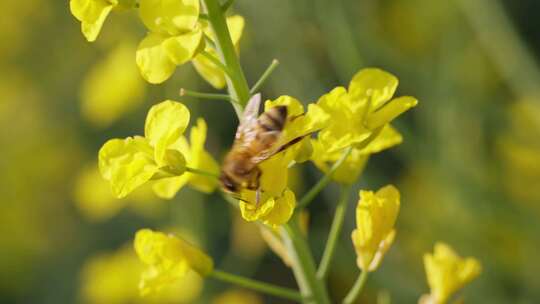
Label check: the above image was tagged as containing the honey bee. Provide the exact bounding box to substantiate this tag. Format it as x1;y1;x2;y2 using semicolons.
220;94;303;202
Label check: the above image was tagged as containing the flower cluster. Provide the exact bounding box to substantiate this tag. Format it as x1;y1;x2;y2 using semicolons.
70;0;245;86
98;100;218;199
71;1;485;302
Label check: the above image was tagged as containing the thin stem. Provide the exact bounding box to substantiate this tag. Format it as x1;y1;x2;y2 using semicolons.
202;0;251;111
297;146;353;209
185;166;219;178
316;184;351;280
250;59;280;94
221;0;235;12
200;50;232;77
282;217;331;304
210;269;302;302
343;271;369;304
180;88;236;103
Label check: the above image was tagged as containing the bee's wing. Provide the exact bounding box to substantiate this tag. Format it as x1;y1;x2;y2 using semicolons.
251;133;311;164
235;93;262;140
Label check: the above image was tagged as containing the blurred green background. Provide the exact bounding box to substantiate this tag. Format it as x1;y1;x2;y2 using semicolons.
1;0;540;303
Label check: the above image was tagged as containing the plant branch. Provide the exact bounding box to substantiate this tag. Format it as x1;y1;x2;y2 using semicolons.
297;146;353;209
316;184;351;280
282;217;331;304
343;270;369;304
180;88;236;103
185;166;219;178
250;59;280;94
209;269;302;302
202;0;251;113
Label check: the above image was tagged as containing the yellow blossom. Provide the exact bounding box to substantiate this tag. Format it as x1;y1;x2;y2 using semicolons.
153;118;220;199
192;15;245;88
310;125;402;184
80;42;146;128
351;185;400;272
70;0;135;42
422;242;481;304
136;0;203;83
134;229;213;296
80;244;203;304
317;68;417;153
99;100;190;198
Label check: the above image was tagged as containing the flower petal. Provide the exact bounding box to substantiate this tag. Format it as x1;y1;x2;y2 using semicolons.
98;136;158;198
348;68;398;111
136;32;177;84
365;96;418;130
144;100;190;167
139;0;199;35
162;28;203;65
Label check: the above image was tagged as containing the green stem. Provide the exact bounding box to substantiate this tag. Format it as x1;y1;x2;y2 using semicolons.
250;59;280;94
316;184;351;280
200;50;232;77
185;166;219;178
297;146;353;209
221;0;236;12
342;271;369;304
180;88;236;103
202;0;251;111
209;270;302;302
282;217;331;304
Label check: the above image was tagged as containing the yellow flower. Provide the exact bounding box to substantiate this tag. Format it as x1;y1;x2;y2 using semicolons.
351;185;400;272
152;118;220;199
422;243;481;304
310;125;402;184
192;15;245;88
134;229;213;296
80;244;203;304
99;100;189;198
317;68;417;153
240;189;296;228
80;42;146;128
70;0;135;42
136;0;203;83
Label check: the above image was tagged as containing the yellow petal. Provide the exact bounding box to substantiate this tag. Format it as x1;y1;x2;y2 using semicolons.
98;136;158;198
352;185;400;271
228;15;245;48
69;0;115;42
366;96;418;130
424;242;481;303
144;100;190;167
134;229;213;295
192;52;227;89
139;0;199;35
359;125;403;155
186;118;219;193
152;175;189;199
239;199;275;222
162;28;203;65
348;68;398;111
136;32;177;84
260;189;296;227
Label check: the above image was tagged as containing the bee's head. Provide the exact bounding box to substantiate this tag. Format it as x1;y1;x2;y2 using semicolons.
220;172;239;193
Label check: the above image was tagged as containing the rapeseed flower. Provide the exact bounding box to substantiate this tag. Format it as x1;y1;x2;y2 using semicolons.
136;0;203;83
70;0;136;42
421;243;481;304
99;100;190;198
134;229;213;296
351;185;400;272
